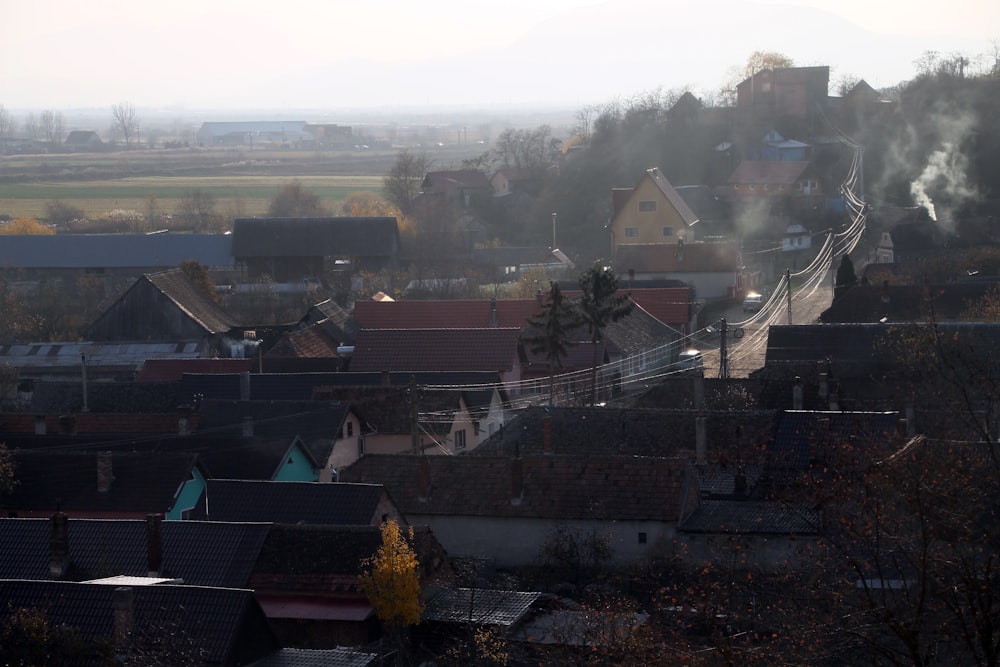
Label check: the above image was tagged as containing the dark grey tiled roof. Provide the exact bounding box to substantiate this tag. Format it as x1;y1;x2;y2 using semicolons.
768;410;901;472
197;479;386;525
29;379;180;413
0;580;278;665
340;454;693;522
251;524;383;577
6;451;200;516
680;500;821;535
197;400;348;442
0;517;269;588
423;587;542;626
471;405;775;459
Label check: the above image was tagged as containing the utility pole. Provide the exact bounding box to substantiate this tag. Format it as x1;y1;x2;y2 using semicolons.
406;376;422;454
551;212;558;250
786;268;793;325
718;318;729;379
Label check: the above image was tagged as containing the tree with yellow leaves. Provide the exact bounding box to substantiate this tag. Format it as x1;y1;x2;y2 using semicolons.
0;218;55;235
361;519;423;661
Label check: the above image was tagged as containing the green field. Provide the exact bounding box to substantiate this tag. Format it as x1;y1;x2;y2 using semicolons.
0;175;386;219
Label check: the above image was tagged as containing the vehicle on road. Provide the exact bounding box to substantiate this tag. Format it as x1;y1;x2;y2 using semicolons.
675;349;704;370
742;292;764;313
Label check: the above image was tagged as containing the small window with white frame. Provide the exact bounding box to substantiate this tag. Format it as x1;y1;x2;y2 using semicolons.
624;227;639;238
454;429;467;450
638;200;656;212
662;226;673;237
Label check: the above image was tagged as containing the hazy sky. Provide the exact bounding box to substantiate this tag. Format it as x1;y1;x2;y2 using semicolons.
1;0;996;112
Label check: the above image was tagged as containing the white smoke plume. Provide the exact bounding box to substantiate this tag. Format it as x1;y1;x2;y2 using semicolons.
907;108;979;227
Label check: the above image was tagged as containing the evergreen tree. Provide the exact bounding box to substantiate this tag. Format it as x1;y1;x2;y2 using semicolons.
834;254;858;300
522;282;580;405
578;266;633;405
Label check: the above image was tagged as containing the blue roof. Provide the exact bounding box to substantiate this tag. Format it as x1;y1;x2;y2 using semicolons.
0;234;233;269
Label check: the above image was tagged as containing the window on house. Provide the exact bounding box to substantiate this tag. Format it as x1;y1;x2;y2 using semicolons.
638;200;656;212
455;429;467;449
624;227;639;238
662;226;673;237
638;532;647;544
347;421;354;437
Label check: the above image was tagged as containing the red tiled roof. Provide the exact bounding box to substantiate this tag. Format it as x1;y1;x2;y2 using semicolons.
615;243;741;273
628;288;693;326
561;288;692;328
276;325;342;358
138;358;255;382
727;160;812;185
349;328;522;373
352;299;541;330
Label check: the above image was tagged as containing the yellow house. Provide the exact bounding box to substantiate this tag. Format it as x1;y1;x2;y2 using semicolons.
609;167;700;262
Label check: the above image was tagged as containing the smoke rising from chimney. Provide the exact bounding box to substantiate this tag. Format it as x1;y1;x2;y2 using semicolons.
905;106;978;228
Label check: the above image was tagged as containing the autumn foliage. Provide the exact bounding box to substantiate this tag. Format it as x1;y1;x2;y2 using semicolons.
361;519;424;630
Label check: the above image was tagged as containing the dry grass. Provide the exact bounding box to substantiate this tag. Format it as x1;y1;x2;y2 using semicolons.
0;175;386;220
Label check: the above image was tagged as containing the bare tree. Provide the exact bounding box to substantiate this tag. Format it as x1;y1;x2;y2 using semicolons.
111;101;139;149
0;105;15;153
383;150;430;215
39;110;64;146
22;113;39;142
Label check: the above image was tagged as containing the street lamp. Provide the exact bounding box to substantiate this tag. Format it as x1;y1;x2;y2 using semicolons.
551;212;557;250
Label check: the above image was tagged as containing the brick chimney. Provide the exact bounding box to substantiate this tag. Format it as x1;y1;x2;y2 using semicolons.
510;458;524;506
49;511;69;578
112;587;135;645
792;376;803;410
146;513;163;577
97;451;114;493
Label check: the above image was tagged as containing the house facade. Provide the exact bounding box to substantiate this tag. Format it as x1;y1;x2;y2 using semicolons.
614;241;746;301
340;454;700;568
609;167;700;261
736;66;830;120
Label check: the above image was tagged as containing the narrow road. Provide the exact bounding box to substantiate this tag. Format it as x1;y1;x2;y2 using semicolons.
701;271;834;378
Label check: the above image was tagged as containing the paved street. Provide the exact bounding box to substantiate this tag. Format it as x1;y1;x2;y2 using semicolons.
698;271;834;378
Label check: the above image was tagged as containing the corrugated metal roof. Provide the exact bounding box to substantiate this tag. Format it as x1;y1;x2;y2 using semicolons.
0;341;202;368
423;587;542;626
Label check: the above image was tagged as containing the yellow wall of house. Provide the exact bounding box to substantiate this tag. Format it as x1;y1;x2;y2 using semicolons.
609;177;688;257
